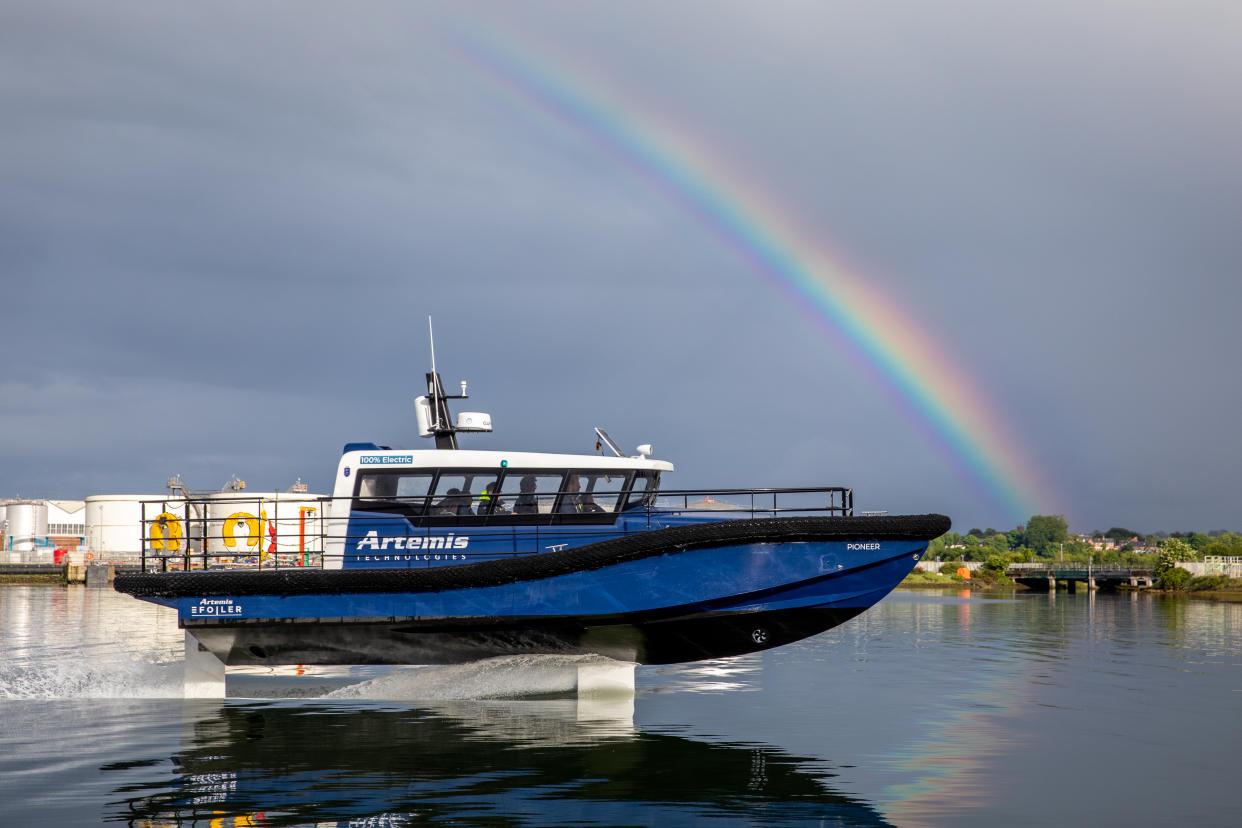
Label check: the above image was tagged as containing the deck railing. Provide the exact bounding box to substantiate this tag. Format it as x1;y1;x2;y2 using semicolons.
135;486;853;573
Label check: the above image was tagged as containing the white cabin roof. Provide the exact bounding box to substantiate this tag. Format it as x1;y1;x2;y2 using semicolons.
337;448;673;474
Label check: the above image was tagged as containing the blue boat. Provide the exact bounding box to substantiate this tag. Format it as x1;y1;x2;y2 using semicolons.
115;353;949;674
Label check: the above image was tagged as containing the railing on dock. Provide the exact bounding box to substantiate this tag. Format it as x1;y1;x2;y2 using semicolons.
135;486;853;573
1204;556;1242;575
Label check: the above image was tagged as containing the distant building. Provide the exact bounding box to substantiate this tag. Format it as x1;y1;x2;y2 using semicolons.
1076;534;1157;554
1;499;85;562
46;499;86;551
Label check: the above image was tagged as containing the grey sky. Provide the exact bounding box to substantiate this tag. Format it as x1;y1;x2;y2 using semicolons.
2;1;1239;534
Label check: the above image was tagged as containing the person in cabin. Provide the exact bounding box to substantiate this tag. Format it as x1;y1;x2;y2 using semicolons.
514;476;539;515
579;488;604;513
478;481;506;515
433;488;462;516
558;476;583;514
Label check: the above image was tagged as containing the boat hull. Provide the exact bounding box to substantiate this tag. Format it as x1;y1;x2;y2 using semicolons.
181;605;872;666
116;514;949;665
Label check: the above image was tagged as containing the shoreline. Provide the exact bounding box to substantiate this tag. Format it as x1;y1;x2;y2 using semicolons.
898;577;1242;600
0;574;64;586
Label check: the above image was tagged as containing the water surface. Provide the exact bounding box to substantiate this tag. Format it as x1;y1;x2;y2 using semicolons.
1;586;1238;825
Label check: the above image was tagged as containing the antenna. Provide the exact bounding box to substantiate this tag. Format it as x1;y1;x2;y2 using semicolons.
428;316;437;378
415;319;492;449
427;316;442;430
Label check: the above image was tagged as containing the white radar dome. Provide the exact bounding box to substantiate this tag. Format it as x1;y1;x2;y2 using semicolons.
455;412;492;432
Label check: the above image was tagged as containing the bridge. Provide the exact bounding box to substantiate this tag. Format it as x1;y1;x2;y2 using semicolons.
1005;563;1155;591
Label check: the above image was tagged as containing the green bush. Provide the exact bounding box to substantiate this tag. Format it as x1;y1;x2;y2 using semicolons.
1188;575;1233;591
1155;539;1197;578
983;554;1009;573
1158;566;1192;590
940;562;962;576
973;567;1015;586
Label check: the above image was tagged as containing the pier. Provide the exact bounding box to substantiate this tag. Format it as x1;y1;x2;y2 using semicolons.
0;562;138;586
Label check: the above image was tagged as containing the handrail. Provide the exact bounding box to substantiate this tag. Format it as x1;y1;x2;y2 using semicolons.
133;486;854;573
1006;563;1155;575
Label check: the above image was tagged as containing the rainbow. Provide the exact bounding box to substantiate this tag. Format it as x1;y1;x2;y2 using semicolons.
451;29;1052;524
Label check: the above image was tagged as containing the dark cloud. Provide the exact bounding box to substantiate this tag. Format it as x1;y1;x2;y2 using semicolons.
2;1;1239;532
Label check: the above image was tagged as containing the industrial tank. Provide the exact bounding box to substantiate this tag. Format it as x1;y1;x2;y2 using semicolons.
1;501;11;563
204;491;326;564
5;501;49;561
85;495;193;563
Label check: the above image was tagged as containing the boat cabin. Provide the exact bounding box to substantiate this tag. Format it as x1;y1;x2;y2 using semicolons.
334;444;674;528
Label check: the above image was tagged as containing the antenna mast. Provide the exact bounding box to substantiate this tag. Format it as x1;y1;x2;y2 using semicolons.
414;317;492;449
428;316;438;385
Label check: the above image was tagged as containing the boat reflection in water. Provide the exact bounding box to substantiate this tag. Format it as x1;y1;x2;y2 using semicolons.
115;697;891;827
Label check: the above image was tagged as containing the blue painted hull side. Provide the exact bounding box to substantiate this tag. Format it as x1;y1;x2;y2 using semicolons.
170;539;924;623
340;510;742;568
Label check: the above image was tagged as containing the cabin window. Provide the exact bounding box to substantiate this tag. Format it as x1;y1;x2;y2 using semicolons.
496;472;565;516
358;474;396;499
625;472;657;509
428;472;502;517
563;471;630;514
355;472;433;515
351;467;657;525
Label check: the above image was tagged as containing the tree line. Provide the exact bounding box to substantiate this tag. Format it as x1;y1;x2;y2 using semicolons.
928;515;1242;568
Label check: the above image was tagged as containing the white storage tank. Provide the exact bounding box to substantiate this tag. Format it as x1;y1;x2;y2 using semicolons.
85;495;194;564
1;501;13;564
204;491;327;565
5;500;49;560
